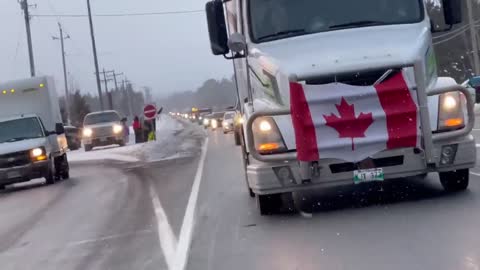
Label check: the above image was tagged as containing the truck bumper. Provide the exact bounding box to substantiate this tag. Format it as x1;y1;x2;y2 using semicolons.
247;135;476;195
83;134;124;147
0;161;49;185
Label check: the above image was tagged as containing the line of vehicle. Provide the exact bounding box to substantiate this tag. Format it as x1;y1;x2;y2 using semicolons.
173;137;209;270
149;178;178;270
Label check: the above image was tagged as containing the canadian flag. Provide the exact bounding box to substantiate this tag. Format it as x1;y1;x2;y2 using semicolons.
290;71;420;163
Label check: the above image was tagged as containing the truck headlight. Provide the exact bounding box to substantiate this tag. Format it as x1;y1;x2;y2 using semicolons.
83;128;93;137
252;117;287;155
30;147;47;161
113;124;123;134
438;92;465;131
203;118;209;125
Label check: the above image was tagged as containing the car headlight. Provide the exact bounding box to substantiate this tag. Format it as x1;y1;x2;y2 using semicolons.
203;119;209;125
211;119;218;128
438;92;465;131
30;147;47;161
199;117;203;120
252;117;287;155
113;124;123;134
83;128;93;137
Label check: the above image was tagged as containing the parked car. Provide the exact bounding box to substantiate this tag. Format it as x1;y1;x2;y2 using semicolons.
64;125;82;150
82;110;126;151
222;111;236;134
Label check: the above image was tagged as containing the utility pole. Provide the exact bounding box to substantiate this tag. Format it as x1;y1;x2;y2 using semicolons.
99;69;114;110
53;23;71;124
124;79;134;117
87;0;104;110
19;0;35;77
467;0;480;74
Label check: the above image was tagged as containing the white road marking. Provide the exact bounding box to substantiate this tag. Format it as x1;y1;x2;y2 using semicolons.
470;171;480;177
173;137;209;270
149;179;178;270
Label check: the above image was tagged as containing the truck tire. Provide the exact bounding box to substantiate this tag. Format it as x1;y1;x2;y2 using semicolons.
234;128;241;146
45;158;56;185
440;169;469;192
61;154;70;180
240;129;255;198
85;145;92;152
257;194;283;215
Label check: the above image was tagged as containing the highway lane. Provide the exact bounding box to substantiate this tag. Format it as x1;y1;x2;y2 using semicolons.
0;159;199;270
188;129;480;270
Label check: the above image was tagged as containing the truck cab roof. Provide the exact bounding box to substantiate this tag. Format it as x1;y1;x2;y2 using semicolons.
0;113;39;123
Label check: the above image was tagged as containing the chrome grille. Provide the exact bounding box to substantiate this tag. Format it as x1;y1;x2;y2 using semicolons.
0;151;30;168
92;126;113;137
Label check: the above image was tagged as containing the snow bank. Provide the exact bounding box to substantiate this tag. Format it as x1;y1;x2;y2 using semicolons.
68;115;205;165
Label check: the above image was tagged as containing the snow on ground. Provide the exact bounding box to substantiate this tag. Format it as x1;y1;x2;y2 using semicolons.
68;115;205;165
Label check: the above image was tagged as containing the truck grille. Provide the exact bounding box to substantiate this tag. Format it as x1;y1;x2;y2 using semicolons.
92;126;113;137
0;151;30;168
306;68;391;86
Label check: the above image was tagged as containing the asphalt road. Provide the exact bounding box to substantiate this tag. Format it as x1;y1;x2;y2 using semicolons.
2;120;480;270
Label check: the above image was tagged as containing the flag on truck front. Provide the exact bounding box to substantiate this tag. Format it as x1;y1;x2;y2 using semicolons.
290;70;420;162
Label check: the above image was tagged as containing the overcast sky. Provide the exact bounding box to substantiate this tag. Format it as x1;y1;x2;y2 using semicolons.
0;0;232;98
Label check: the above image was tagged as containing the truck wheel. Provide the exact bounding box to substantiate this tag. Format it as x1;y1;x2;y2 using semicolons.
85;145;92;152
240;130;254;198
234;129;241;146
61;155;70;180
257;194;283;215
440;169;469;192
45;158;56;185
119;141;126;147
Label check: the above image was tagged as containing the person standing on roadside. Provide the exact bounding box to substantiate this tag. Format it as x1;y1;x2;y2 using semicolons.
133;116;142;143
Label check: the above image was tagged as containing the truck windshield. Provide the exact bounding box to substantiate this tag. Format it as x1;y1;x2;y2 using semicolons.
249;0;423;42
84;112;120;125
0;117;44;143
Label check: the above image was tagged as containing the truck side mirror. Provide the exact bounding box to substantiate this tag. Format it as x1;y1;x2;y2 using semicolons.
442;0;462;26
55;123;65;135
205;0;229;56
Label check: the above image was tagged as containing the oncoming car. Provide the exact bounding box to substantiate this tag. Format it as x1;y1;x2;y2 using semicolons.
82;110;126;151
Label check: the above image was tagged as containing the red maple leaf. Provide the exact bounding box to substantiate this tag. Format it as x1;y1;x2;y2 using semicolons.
323;97;374;151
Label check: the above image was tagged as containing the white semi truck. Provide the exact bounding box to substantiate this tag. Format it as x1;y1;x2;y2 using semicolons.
205;0;477;214
0;76;70;188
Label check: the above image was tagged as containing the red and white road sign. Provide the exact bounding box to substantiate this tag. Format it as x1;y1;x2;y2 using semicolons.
144;104;157;119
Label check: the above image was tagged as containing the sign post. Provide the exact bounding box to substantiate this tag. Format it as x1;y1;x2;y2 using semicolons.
143;104;157;141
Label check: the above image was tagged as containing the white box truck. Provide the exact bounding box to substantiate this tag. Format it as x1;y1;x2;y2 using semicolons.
0;76;70;188
205;0;477;214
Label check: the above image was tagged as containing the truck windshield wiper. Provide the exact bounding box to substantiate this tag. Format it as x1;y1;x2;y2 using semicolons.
329;20;386;29
257;29;307;41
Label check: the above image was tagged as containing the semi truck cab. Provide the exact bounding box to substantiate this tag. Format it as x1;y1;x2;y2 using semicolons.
205;0;476;215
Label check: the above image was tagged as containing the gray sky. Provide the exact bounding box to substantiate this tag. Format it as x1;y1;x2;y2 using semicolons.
0;0;232;98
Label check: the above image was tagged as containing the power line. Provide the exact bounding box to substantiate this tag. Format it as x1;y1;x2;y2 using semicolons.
31;10;204;18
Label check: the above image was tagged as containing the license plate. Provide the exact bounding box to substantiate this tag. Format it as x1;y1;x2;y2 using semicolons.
7;170;21;179
100;137;107;142
353;168;384;184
